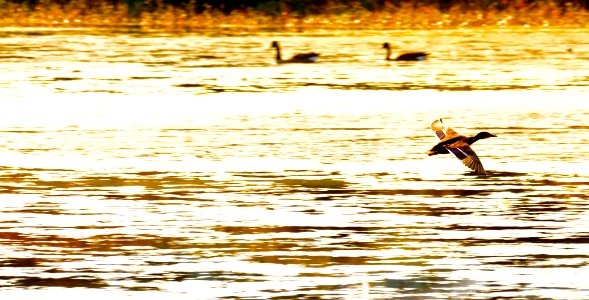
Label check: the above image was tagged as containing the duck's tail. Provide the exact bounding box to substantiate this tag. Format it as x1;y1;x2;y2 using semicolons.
426;150;438;156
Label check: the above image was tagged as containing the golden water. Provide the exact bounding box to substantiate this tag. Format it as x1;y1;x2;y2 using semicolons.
0;28;588;299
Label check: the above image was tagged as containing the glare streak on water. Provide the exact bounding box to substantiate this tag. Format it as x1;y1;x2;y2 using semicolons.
0;28;588;299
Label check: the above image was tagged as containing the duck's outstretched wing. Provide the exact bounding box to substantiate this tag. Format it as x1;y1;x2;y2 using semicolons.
431;118;460;141
446;140;486;175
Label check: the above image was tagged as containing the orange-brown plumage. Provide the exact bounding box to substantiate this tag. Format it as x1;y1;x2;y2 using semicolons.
427;118;496;175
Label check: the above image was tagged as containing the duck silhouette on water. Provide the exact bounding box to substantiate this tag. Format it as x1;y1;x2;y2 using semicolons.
271;41;319;63
383;42;428;61
427;118;496;175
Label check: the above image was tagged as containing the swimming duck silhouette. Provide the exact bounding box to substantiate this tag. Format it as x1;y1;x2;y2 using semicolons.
383;42;428;61
271;41;319;63
427;118;496;175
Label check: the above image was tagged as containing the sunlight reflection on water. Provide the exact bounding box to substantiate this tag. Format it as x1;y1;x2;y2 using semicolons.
0;27;588;299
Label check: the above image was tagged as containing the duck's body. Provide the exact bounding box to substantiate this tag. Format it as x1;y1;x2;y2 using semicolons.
427;118;496;175
271;41;319;64
383;42;428;61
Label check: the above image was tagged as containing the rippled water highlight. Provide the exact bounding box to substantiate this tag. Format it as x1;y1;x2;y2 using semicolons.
0;27;588;299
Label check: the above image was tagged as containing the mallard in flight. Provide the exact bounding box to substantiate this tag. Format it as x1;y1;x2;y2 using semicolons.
427;118;496;175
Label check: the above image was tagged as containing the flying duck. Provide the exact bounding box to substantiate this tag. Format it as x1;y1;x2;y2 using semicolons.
271;41;319;64
383;42;428;61
427;118;496;175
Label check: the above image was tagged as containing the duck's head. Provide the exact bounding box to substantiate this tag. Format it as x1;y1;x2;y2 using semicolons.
475;131;497;139
271;41;279;48
382;42;390;49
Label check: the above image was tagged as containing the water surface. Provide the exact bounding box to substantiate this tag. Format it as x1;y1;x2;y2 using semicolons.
0;27;588;299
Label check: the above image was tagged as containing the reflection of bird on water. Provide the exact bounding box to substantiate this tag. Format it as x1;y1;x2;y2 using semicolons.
271;41;319;63
383;42;428;61
427;118;496;175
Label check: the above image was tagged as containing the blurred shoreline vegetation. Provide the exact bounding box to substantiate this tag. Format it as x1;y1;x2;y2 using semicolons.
0;0;587;30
